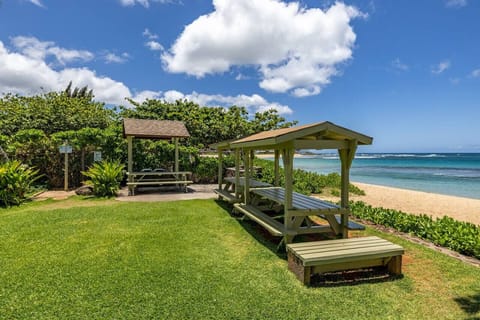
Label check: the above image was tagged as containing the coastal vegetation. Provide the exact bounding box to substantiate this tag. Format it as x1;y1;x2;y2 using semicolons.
0;198;478;319
0;89;295;191
351;201;480;259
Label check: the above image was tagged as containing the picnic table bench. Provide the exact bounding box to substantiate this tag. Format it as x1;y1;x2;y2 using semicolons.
214;177;272;203
127;171;193;195
287;236;404;285
235;187;364;238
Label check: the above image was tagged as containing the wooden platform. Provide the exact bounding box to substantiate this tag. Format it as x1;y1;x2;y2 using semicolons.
287;236;404;285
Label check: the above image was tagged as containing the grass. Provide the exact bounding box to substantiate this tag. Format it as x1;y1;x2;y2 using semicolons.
0;198;479;319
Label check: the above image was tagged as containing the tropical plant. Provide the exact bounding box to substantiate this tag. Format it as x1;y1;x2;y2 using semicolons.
82;160;124;197
0;160;41;207
350;201;480;259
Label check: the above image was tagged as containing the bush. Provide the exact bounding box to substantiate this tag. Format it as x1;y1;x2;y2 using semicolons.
82;160;124;197
0;160;41;207
350;201;480;259
254;158;365;196
192;155;236;183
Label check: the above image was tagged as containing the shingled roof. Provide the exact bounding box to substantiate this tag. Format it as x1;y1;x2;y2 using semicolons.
229;121;372;149
123;118;190;139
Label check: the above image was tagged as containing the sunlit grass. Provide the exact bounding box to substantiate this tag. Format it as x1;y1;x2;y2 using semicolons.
0;198;478;319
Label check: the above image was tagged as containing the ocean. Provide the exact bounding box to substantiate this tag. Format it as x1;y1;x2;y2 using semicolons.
280;153;480;200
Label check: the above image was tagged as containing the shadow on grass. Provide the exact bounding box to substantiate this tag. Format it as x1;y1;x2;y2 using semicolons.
213;200;286;258
454;293;480;320
214;200;405;287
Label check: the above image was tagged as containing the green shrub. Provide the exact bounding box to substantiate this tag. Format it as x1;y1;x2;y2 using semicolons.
82;160;124;197
350;201;480;259
254;158;364;196
192;155;236;183
0;160;41;207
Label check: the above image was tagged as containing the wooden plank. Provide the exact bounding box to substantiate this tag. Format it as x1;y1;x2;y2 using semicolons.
127;181;193;186
214;189;240;203
288;236;380;249
233;204;289;237
311;257;390;274
223;177;272;188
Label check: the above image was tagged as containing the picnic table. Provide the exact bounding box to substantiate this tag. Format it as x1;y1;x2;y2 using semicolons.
214;177;272;203
233;187;363;239
127;171;193;195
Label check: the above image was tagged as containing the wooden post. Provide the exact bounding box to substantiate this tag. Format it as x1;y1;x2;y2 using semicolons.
282;147;294;244
217;148;223;190
250;150;255;176
174;137;179;172
64;152;68;191
234;149;240;199
127;136;133;195
274;149;280;187
338;140;357;239
244;149;251;204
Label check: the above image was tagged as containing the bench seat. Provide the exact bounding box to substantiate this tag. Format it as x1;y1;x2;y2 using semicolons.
287;236;404;285
127;181;193;186
233;203;297;237
214;189;241;203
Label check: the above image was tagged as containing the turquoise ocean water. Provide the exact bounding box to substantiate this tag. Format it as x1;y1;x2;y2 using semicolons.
275;153;480;200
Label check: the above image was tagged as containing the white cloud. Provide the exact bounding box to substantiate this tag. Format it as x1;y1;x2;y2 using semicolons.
142;29;164;51
445;0;467;8
145;41;164;51
143;28;158;40
162;0;364;97
28;0;45;8
104;52;130;64
129;90;293;115
431;60;450;74
0;37;289;114
392;58;409;71
11;36;93;66
0;39;131;105
119;0;178;8
471;69;480;78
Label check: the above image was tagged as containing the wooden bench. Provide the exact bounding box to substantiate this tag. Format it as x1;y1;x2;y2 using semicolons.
214;189;241;203
233;203;297;237
286;236;404;285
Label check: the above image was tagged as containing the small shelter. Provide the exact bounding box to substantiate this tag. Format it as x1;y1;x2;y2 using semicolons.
123;118;192;195
214;121;372;245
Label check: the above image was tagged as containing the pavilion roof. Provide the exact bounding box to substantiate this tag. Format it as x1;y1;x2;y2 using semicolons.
226;121;372;150
123;118;190;139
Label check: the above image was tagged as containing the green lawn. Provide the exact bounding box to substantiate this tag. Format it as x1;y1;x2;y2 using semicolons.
0;198;479;319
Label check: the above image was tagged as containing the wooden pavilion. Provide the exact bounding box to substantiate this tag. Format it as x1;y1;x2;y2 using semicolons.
214;121;373;245
123;118;192;195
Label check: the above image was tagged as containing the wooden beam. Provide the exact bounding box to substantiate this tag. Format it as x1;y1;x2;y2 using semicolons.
282;148;294;244
174;137;179;172
234;149;240;199
218;149;223;190
127;136;133;175
293;140;349;150
339;148;348;238
244;150;251;204
274;149;280;187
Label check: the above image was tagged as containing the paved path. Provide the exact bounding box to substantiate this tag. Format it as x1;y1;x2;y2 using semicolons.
33;184;218;202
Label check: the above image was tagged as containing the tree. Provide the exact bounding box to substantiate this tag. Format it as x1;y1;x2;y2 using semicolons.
0;92;114;136
122;99;296;147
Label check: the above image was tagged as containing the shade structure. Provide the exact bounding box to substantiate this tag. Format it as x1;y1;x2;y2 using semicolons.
123;118;190;193
214;121;373;245
123;118;190;139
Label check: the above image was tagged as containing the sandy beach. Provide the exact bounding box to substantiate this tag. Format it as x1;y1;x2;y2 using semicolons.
340;183;480;226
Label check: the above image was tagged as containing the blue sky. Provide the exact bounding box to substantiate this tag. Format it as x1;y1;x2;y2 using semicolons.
0;0;479;152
